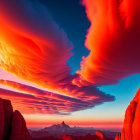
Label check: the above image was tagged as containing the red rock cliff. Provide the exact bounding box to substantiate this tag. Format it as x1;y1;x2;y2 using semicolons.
0;98;31;140
115;88;140;140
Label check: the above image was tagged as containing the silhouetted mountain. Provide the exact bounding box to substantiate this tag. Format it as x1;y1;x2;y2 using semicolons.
60;121;70;129
0;98;31;140
47;121;70;130
30;122;98;138
30;122;116;140
115;88;140;140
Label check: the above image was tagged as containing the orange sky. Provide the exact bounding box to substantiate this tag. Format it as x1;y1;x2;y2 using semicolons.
24;114;123;130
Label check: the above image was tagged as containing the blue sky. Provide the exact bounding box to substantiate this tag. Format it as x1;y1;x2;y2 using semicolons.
36;0;140;128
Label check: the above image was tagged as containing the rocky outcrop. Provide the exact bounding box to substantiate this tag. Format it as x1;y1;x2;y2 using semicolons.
0;98;31;140
115;133;121;140
96;131;105;139
0;99;13;140
115;88;140;140
61;131;113;140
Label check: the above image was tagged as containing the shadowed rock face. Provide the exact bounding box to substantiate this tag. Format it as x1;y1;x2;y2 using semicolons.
0;98;31;140
0;99;13;140
115;88;140;140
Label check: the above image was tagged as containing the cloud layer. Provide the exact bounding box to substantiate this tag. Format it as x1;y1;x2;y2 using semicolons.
1;0;140;116
1;0;140;115
73;0;140;86
0;80;114;114
0;0;114;114
0;0;74;91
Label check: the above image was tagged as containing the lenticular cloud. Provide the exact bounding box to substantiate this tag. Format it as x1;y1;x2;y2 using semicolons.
73;0;140;86
1;0;140;115
0;0;74;90
0;80;114;114
0;0;114;115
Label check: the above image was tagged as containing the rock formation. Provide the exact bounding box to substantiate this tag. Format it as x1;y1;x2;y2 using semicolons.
95;131;105;139
60;121;70;129
115;88;140;140
61;131;113;140
0;98;31;140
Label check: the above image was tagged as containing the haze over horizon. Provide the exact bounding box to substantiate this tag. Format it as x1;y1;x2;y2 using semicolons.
0;0;140;131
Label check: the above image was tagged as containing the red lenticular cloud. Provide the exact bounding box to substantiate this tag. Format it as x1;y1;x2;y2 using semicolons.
73;0;140;86
0;0;115;115
0;0;72;91
0;80;113;114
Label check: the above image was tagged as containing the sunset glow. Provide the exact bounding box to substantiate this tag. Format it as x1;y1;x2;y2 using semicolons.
0;0;140;131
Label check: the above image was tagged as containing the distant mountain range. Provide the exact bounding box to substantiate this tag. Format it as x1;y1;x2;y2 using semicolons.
29;121;117;139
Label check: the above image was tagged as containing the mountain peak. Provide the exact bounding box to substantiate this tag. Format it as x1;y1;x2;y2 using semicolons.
61;121;65;125
60;121;70;128
47;121;70;131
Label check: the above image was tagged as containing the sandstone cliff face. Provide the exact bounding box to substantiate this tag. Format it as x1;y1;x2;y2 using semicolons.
115;88;140;140
0;98;31;140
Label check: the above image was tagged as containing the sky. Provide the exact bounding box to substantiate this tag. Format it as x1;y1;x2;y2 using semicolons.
0;0;140;130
